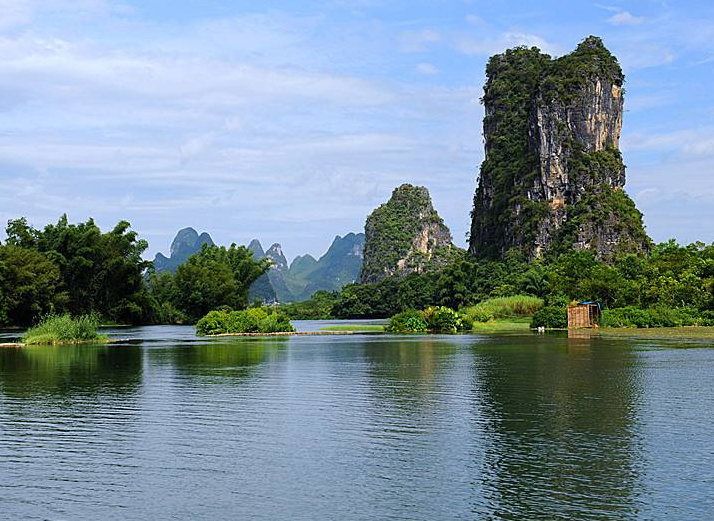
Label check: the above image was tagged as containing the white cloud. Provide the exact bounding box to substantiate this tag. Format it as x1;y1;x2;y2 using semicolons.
398;29;440;52
416;62;439;75
457;32;561;56
465;14;483;25
608;11;645;25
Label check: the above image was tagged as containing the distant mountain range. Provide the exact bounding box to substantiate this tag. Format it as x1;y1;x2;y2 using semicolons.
153;228;364;302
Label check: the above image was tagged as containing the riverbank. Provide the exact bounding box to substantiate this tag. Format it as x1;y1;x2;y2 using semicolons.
596;326;714;340
208;331;359;337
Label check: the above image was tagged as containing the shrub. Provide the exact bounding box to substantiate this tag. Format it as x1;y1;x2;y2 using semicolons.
22;313;106;345
530;305;567;329
602;306;702;328
195;307;295;336
387;306;471;333
467;308;495;323
601;306;650;328
386;309;428;333
423;306;466;333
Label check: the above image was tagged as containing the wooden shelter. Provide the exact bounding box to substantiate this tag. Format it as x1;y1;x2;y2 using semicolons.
567;302;601;329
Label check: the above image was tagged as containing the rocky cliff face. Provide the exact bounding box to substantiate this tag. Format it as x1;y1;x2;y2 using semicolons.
361;184;455;283
469;36;650;260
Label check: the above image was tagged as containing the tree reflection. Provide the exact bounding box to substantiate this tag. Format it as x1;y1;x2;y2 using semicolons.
472;334;643;520
0;343;142;397
171;338;286;379
361;337;457;410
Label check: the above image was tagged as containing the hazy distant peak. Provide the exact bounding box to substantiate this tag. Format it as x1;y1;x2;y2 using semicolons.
265;243;288;271
155;227;214;273
247;239;264;258
170;227;199;257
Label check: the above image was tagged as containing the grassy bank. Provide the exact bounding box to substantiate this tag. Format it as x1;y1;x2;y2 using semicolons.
595;326;714;340
319;324;385;332
22;314;108;345
471;317;533;332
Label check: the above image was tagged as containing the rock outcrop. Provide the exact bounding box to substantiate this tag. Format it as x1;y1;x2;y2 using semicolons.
469;36;650;260
361;184;456;283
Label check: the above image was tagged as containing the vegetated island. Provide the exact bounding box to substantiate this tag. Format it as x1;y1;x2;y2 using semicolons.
22;314;109;346
2;35;714;340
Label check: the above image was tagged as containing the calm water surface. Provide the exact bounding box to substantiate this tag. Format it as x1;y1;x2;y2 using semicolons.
1;323;713;520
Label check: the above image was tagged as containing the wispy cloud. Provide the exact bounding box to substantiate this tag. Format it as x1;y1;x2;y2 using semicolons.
398;29;440;52
416;62;439;75
456;31;561;56
1;0;713;255
608;11;646;25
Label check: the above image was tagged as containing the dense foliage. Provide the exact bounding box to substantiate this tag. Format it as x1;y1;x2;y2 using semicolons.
195;307;295;336
292;241;714;329
0;216;270;327
1;216;152;326
22;313;107;345
280;290;338;319
148;244;270;324
386;306;472;333
461;295;543;323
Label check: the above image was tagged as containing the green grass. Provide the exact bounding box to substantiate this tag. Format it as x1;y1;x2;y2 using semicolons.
596;326;714;340
22;314;108;345
319;324;385;332
470;317;532;332
462;295;543;321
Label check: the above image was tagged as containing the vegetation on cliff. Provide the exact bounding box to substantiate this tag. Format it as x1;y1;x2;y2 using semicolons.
361;184;457;283
470;36;650;260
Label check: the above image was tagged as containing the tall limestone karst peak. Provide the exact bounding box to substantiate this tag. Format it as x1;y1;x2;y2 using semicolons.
265;243;288;271
289;254;318;277
170;227;198;257
247;239;265;258
154;227;214;273
323;233;365;261
469;36;650;261
361;184;455;284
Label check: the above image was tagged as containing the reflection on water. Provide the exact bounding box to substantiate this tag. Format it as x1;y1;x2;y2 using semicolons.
474;335;643;519
0;327;713;520
0;343;142;397
171;337;287;378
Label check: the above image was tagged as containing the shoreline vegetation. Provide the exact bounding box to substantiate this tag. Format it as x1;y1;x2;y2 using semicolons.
2;38;714;344
22;314;108;346
195;307;295;336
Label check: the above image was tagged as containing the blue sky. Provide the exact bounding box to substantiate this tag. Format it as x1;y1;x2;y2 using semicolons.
1;0;713;260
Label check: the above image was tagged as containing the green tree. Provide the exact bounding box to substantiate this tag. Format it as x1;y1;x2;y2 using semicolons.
4;215;152;324
172;244;269;323
0;245;67;326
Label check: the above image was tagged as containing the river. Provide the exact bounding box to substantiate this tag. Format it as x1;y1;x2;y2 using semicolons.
1;323;713;520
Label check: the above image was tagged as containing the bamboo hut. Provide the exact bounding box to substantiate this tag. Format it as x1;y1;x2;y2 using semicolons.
567;301;601;329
